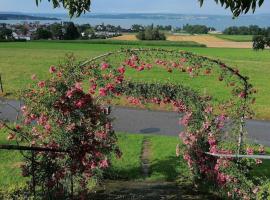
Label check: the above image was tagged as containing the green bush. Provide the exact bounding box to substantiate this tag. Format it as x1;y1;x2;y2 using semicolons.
253;35;267;50
257;181;270;200
0;184;33;200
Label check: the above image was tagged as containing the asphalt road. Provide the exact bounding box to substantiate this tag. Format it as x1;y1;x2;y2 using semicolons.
1;99;270;146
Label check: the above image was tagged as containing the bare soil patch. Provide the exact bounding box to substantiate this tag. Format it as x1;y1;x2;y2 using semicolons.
167;35;252;48
112;34;252;48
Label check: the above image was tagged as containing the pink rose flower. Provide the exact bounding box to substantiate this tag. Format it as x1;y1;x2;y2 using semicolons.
31;74;37;80
99;88;107;96
117;66;126;74
101;62;109;70
44;124;51;132
98;159;109;169
49;66;57;73
75;82;83;91
38;81;45;88
246;147;254;155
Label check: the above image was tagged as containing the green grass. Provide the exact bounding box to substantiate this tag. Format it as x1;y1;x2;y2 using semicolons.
148;135;189;181
252;147;270;178
0;129;185;187
0;41;270;119
106;133;144;180
214;34;253;42
0;129;27;189
36;39;206;47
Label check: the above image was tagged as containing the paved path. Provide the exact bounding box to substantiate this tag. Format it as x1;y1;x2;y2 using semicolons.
1;99;270;145
112;106;270;146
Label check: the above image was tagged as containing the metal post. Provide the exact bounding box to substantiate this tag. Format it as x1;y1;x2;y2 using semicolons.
237;117;245;157
31;151;36;198
0;73;3;93
71;174;74;199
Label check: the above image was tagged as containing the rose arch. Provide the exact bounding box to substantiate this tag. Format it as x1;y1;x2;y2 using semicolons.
1;48;264;199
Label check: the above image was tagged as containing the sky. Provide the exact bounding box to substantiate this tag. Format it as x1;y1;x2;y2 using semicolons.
0;0;269;15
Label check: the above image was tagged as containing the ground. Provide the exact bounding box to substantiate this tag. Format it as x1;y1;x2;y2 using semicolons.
111;34;253;48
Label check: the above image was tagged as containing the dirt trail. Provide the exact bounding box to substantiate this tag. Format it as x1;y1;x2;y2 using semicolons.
141;137;151;178
89;181;219;200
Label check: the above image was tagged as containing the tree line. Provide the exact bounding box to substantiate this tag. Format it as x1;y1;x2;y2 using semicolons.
224;25;270;36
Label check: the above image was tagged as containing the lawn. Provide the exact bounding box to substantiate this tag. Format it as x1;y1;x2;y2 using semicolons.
214;34;253;42
0;128;184;188
0;41;269;119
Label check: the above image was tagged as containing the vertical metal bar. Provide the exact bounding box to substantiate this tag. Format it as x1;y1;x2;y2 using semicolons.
0;73;3;93
71;173;74;199
237;116;245;157
31;151;36;198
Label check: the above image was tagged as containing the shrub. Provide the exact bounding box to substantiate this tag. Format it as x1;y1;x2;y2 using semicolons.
257;181;270;200
253;35;266;50
0;184;33;200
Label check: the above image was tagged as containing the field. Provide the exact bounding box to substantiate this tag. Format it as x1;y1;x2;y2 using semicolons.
112;34;253;48
214;34;253;42
0;41;269;119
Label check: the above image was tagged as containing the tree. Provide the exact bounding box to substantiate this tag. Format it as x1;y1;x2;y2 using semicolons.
35;0;91;17
82;28;95;39
136;26;166;40
132;24;144;32
252;35;266;50
198;0;265;17
63;22;80;40
0;28;13;40
50;23;63;40
34;28;52;39
36;0;266;17
182;24;209;34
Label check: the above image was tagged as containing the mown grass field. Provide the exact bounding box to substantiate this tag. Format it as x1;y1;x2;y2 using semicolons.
0;128;184;189
0;41;269;119
214;34;253;42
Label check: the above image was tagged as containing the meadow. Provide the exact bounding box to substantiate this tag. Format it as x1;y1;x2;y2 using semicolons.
0;41;269;119
214;34;253;42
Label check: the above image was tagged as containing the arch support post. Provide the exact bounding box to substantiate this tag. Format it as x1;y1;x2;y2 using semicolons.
237;116;245;157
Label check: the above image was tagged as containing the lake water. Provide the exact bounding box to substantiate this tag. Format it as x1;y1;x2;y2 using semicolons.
1;13;270;31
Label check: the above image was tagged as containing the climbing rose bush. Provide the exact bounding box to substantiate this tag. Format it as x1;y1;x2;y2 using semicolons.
3;56;121;197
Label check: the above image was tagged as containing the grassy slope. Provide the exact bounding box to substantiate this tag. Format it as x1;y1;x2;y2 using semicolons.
0;42;269;119
214;34;253;42
0;129;27;188
148;135;189;181
0;129;183;187
107;133;144;180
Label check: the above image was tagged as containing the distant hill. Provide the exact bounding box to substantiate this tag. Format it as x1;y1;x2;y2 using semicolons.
0;14;59;20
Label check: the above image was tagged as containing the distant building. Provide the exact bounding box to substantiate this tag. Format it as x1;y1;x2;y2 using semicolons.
0;23;6;28
208;30;222;34
12;32;31;40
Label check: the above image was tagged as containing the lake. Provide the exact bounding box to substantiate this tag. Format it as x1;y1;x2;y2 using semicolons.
1;13;270;31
